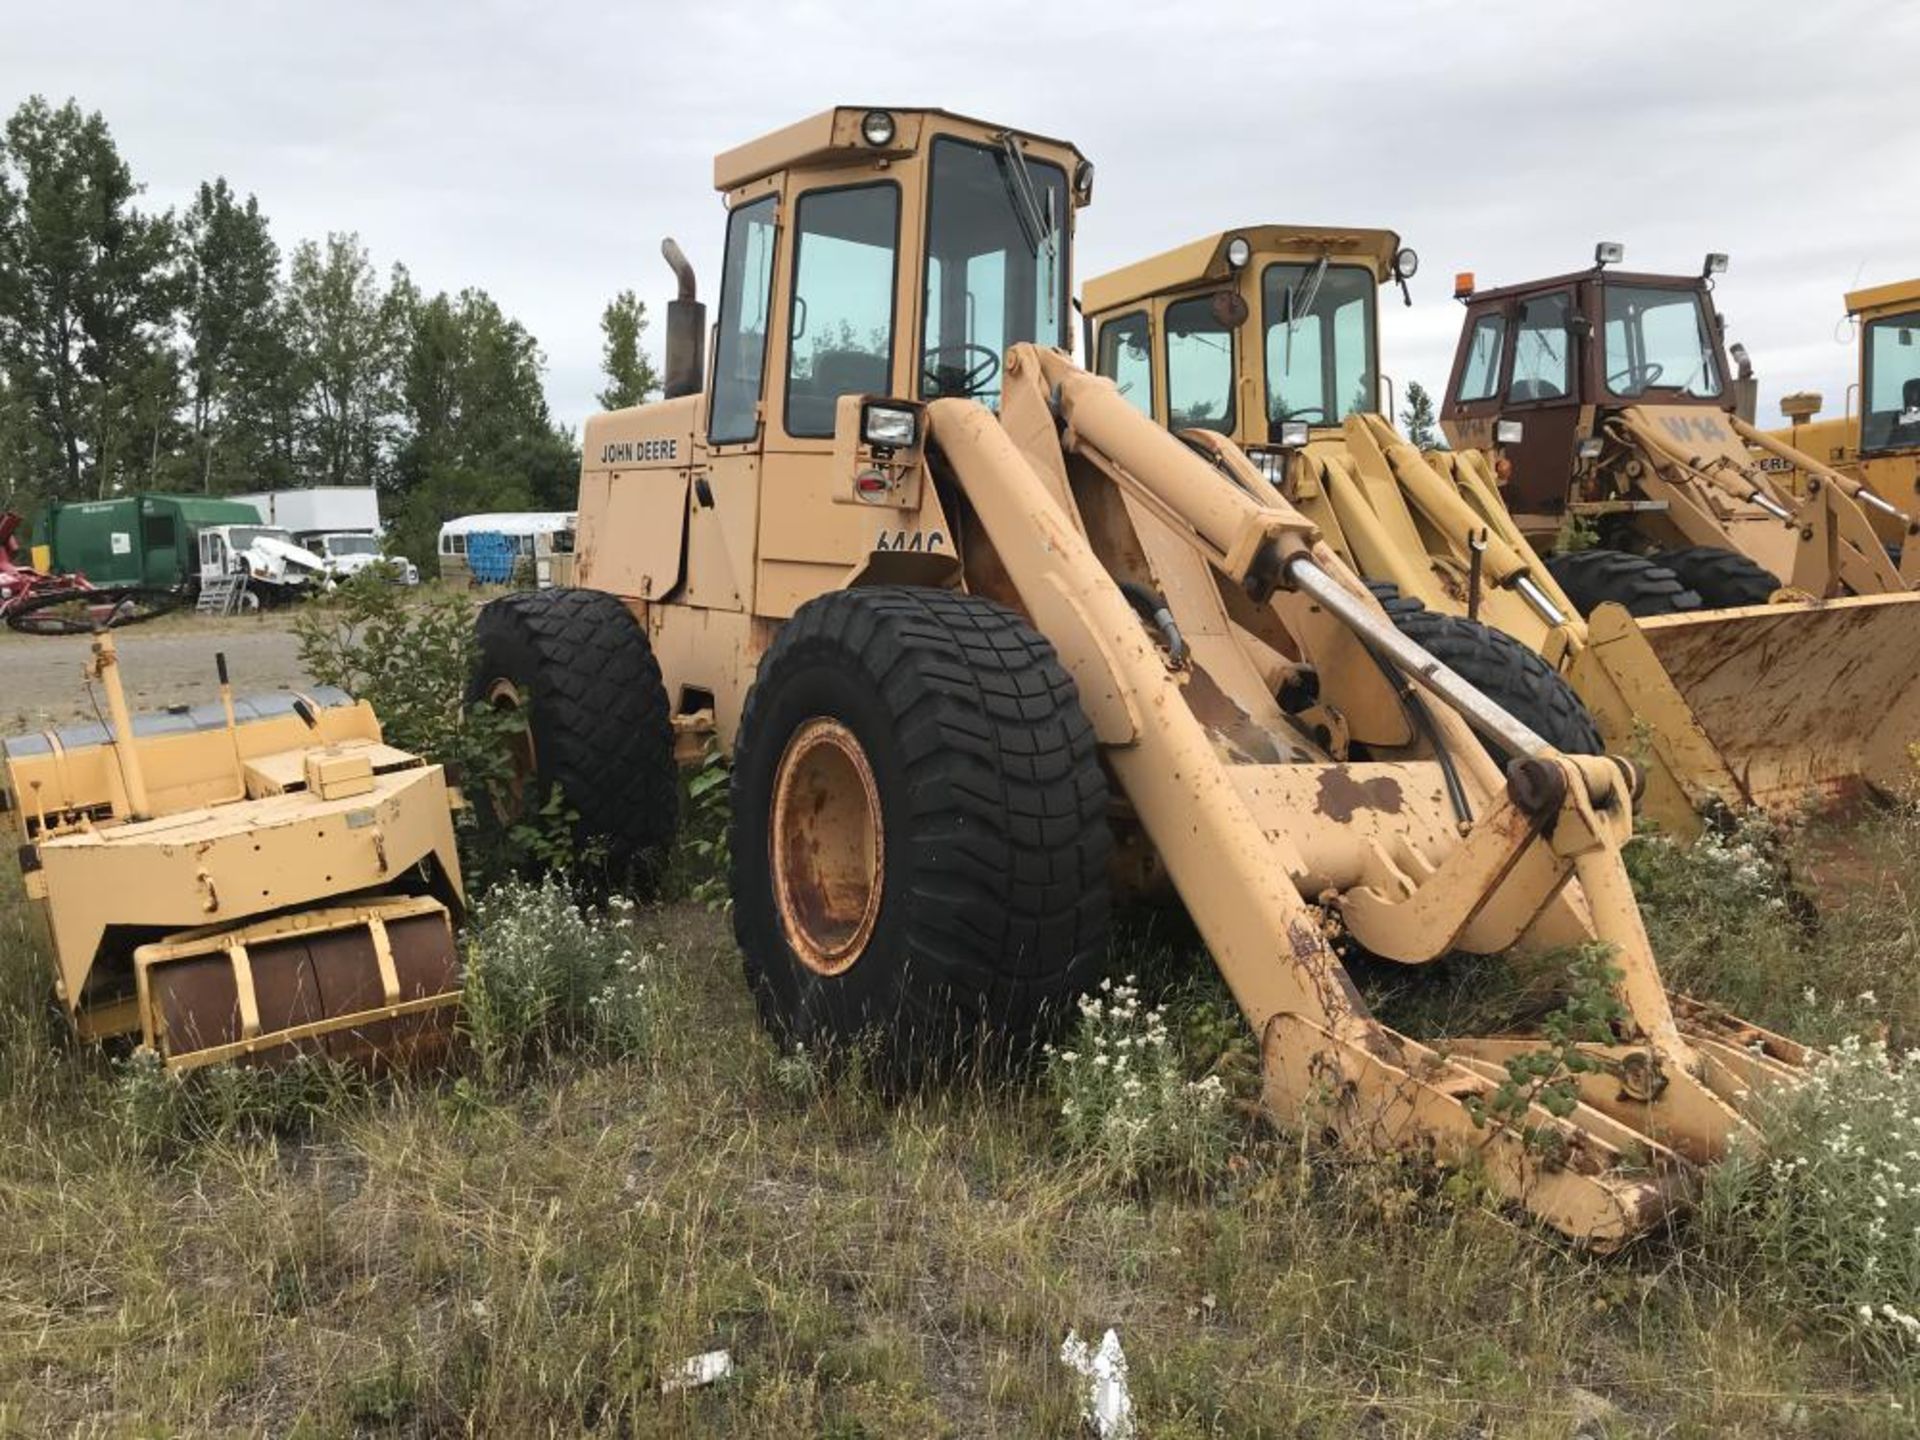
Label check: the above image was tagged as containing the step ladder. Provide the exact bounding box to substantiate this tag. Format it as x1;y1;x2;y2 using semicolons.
196;573;249;616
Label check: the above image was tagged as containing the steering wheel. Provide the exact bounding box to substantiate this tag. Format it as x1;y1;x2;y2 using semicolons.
922;343;1001;398
1607;361;1665;394
5;584;185;635
1277;405;1327;424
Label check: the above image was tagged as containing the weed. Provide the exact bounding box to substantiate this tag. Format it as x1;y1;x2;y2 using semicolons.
461;875;654;1079
1044;976;1236;1192
1704;1036;1920;1379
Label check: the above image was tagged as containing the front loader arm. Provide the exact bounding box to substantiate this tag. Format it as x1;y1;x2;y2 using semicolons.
924;345;1804;1247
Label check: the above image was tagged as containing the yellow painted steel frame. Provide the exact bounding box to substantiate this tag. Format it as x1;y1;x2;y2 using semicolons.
928;344;1805;1246
1612;405;1920;597
134;895;458;1071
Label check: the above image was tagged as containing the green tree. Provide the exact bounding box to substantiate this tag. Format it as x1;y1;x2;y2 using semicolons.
387;287;577;566
285;232;408;489
595;289;658;410
1401;379;1442;448
0;96;181;500
180;179;293;492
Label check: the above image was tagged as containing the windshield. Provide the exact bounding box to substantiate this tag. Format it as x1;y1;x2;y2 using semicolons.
1603;285;1722;399
227;526;293;550
1863;310;1920;453
1261;262;1377;428
326;534;379;556
920;136;1069;407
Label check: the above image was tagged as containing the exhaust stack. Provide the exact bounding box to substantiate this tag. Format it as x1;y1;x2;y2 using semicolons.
661;238;706;400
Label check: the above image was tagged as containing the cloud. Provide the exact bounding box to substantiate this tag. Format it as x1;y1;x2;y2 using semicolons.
5;0;1909;428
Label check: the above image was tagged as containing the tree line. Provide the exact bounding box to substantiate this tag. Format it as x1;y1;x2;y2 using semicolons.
0;96;659;566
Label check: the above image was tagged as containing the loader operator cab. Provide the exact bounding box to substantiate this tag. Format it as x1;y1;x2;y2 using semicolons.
1085;226;1412;457
573;107;1089;741
1439;247;1739;532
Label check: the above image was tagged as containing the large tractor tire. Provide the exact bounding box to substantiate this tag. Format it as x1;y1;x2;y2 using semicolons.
729;586;1111;1076
1366;583;1604;761
467;588;678;891
1653;545;1781;609
1544;549;1703;618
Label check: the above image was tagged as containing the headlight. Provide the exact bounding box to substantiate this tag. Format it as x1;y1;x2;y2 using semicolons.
1594;241;1625;267
1394;246;1419;279
1703;252;1729;277
1279;420;1311;448
1225;235;1252;270
862;403;918;449
1255;450;1288;485
1073;160;1094;205
1494;419;1525;446
860;110;896;147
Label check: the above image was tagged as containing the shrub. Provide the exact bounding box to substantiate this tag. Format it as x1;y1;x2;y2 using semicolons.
1043;976;1234;1191
293;574;481;765
1703;1037;1920;1375
461;876;654;1079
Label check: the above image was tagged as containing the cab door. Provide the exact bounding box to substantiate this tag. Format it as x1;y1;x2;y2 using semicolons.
1495;288;1585;520
751;175;908;618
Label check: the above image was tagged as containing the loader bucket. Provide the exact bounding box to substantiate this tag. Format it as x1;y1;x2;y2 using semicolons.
1572;593;1920;819
134;897;461;1071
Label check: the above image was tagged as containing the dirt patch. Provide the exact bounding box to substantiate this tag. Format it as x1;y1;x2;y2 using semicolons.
0;616;313;729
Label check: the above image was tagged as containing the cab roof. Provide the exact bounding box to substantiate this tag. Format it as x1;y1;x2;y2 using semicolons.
713;106;1088;193
1456;268;1707;305
1084;225;1401;316
1846;277;1920;318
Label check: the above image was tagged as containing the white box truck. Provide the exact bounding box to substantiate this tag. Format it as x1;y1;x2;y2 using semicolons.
229;487;419;585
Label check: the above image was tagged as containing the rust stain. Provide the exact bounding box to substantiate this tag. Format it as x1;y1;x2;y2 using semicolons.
1313;767;1405;822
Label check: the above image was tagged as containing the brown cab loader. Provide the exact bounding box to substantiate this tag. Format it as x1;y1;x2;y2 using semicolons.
4;598;464;1070
471;109;1805;1247
1083;227;1920;829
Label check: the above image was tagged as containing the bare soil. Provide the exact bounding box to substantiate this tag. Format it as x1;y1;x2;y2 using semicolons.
0;613;311;729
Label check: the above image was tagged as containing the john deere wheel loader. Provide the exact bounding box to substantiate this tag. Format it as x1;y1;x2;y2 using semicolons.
1765;277;1920;519
1083;226;1920;830
1441;247;1920;607
471;108;1806;1247
3;598;465;1070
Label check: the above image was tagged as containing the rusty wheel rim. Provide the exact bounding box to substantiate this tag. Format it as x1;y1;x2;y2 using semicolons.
770;718;885;976
486;678;538;819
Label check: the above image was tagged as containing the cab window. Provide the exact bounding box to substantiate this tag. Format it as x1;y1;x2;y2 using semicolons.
920;136;1069;408
784;183;900;438
1862;309;1920;453
1456;313;1506;402
1164;295;1234;433
1095;312;1153;416
1507;292;1572;403
1261;262;1377;426
708;194;779;445
1602;285;1722;399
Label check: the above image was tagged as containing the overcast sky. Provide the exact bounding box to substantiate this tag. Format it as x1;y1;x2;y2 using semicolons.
7;0;1912;433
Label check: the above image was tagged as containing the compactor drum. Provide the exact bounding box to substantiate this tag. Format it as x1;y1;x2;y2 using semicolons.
4;619;464;1070
472;109;1809;1245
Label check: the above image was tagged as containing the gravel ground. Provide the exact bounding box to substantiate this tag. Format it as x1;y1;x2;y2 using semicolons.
0;614;312;730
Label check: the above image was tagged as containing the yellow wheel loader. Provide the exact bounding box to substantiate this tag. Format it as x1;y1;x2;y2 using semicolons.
1765;277;1920;521
470;108;1807;1247
1082;227;1920;831
3;598;465;1071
